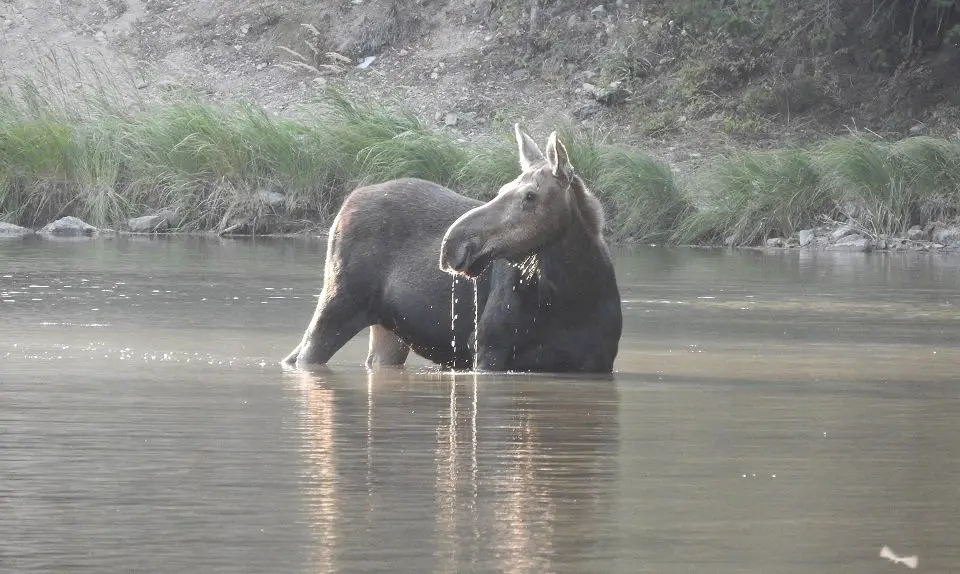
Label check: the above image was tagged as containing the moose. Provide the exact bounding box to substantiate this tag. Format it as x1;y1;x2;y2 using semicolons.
282;125;622;373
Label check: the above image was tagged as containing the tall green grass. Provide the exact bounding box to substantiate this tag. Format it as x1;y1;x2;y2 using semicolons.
0;67;687;239
674;149;829;245
675;134;960;246
3;54;959;244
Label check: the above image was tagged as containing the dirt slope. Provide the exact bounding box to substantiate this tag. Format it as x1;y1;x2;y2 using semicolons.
3;0;959;175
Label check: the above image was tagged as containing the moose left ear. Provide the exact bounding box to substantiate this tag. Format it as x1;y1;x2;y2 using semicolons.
545;131;573;181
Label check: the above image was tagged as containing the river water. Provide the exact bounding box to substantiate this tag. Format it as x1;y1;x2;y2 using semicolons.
2;235;959;573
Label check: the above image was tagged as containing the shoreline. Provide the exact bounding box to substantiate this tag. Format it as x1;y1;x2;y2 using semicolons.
5;216;959;255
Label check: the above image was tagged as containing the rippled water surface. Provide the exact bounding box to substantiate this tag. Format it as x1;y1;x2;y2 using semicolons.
2;235;960;573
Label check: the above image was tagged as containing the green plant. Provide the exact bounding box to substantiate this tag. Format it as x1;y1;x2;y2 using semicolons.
674;149;830;245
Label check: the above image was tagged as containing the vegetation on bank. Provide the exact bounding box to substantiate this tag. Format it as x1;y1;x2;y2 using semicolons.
2;76;959;246
589;0;960;138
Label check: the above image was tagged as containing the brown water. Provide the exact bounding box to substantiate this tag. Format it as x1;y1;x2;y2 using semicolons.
2;235;960;573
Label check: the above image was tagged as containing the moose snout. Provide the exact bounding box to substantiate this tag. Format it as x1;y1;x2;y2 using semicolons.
439;235;473;275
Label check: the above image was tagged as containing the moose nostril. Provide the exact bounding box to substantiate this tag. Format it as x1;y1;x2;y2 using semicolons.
456;244;472;271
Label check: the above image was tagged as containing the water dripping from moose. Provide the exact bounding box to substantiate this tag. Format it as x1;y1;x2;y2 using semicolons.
449;275;481;372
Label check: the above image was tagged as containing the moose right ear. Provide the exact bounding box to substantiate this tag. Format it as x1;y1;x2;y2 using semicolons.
515;123;545;171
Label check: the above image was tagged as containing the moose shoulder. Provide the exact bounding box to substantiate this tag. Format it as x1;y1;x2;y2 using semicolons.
282;124;623;373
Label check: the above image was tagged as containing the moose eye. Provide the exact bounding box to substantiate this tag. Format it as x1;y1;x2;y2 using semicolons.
523;190;537;203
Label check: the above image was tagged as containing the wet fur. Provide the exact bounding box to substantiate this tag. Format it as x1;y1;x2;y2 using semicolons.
283;177;486;370
284;127;622;373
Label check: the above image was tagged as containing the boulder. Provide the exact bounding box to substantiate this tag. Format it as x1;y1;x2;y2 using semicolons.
828;233;872;252
127;214;169;233
829;226;855;241
797;228;815;247
39;216;96;236
158;208;181;229
932;226;960;246
765;237;785;248
0;222;34;237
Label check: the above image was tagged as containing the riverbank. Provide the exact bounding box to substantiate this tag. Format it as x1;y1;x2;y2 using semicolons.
2;82;960;250
5;213;960;256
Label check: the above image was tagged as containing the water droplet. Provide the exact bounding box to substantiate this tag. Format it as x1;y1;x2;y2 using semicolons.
472;278;479;370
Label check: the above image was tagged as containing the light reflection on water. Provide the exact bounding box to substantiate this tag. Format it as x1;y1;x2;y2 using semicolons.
1;235;960;573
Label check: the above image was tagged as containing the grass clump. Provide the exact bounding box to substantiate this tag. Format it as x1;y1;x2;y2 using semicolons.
0;63;686;240
813;135;960;236
9;52;957;247
674;149;829;246
675;132;960;246
596;146;691;242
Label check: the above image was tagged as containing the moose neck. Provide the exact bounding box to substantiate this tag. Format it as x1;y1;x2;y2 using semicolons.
523;183;612;305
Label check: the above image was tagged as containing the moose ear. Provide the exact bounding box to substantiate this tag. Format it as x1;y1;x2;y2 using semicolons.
515;123;545;171
545;131;573;180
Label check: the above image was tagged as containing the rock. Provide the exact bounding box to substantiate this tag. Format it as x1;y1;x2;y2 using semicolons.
356;55;376;69
0;222;34;237
135;81;149;89
908;123;926;135
127;214;169;233
907;225;924;240
590;5;607;18
3;19;13;28
444;112;459;127
257;189;286;207
582;82;598;95
573;101;601;119
828;234;872;252
829;226;855;241
595;80;627;105
156;209;180;229
932;225;960;246
765;237;785;248
39;216;97;237
798;228;815;247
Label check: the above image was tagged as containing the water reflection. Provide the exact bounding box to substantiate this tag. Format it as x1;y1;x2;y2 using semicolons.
291;371;339;573
285;368;620;573
3;238;960;573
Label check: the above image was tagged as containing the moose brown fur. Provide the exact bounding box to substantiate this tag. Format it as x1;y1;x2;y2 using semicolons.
283;125;622;372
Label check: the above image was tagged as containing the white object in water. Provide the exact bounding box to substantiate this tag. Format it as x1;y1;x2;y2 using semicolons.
880;545;918;569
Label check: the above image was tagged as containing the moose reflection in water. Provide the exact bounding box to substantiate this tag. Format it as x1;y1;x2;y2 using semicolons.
283;125;622;373
288;368;620;572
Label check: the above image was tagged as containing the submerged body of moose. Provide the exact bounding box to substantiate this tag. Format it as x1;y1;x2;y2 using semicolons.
283;125;622;373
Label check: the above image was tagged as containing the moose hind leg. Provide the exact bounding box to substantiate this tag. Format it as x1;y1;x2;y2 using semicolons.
365;325;411;368
283;292;371;366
